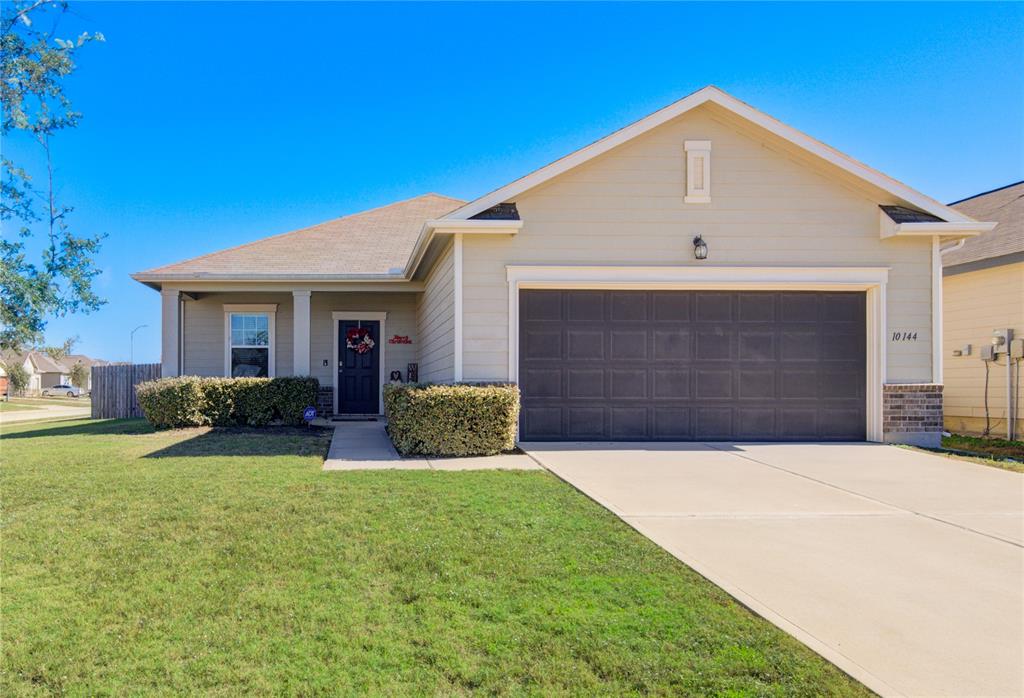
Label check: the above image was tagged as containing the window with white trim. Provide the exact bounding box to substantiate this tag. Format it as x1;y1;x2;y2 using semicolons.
224;305;276;377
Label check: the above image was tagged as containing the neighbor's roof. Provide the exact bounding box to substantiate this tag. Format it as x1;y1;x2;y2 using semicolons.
26;352;70;374
133;194;464;282
945;181;1024;268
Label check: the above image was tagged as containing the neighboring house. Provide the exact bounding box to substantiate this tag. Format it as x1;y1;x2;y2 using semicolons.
64;354;110;392
0;351;44;395
26;352;72;391
133;86;996;447
943;182;1023;439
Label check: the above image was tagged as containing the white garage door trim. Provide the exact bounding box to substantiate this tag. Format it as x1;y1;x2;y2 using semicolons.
506;265;889;442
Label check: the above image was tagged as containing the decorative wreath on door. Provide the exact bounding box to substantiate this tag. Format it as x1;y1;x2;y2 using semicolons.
345;327;376;354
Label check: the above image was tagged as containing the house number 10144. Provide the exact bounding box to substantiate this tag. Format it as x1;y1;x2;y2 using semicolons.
891;331;918;342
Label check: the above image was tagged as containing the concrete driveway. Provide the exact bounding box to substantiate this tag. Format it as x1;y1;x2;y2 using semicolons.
521;442;1024;698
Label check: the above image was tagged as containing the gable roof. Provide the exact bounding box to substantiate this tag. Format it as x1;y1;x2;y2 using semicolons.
26;351;70;374
943;181;1023;269
445;85;975;224
133;194;464;284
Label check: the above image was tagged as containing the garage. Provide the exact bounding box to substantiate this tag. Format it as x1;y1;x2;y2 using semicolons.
518;289;866;441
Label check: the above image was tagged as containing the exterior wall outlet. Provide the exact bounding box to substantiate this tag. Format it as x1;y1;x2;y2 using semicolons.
1011;338;1024;359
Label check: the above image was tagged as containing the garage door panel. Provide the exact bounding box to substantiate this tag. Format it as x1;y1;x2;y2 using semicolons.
568;407;605;439
738;331;775;361
523;290;562;321
519;290;865;441
567;292;604;322
610;331;648;360
520;368;562;398
567;330;604;360
611;370;648;398
611;407;648;439
522;407;563;437
738;369;776;399
696;293;733;322
611;292;648;321
523;329;562;359
567;369;605;399
738;293;777;322
653;292;691;322
696;407;733;439
653;330;692;360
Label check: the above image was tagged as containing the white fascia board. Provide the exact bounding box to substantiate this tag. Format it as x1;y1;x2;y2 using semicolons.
879;212;996;239
446;85;976;224
403;219;522;277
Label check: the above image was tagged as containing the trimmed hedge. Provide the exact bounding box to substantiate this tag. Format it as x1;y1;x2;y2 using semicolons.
383;383;520;457
136;376;319;429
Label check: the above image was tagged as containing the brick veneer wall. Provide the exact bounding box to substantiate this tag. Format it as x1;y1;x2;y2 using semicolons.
316;387;333;417
883;383;943;447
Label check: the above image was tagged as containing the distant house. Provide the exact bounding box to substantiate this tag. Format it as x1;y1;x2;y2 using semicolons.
0;351;110;395
943;181;1023;439
64;354;110;391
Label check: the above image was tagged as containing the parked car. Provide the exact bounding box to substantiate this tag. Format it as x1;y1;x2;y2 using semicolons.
42;384;82;398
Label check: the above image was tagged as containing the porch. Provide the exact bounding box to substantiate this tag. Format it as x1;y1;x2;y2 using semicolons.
158;289;437;417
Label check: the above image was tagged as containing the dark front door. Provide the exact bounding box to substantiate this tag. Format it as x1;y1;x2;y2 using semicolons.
518;290;866;442
338;320;380;414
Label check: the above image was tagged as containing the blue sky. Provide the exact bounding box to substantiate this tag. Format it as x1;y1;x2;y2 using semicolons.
5;1;1022;363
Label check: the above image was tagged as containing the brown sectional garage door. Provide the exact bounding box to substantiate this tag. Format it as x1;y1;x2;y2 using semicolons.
518;290;866;441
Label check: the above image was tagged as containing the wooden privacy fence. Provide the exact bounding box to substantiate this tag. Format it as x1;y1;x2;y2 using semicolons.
91;363;161;419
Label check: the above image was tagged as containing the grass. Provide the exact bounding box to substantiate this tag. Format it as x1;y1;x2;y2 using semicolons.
936;434;1024;473
0;401;41;412
10;395;90;407
1;420;870;696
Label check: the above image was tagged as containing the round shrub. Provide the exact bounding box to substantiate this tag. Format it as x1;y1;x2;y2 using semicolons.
383;383;520;456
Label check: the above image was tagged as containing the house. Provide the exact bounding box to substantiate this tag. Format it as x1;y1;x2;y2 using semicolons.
63;354;109;392
133;86;996;447
942;182;1023;439
0;351;68;395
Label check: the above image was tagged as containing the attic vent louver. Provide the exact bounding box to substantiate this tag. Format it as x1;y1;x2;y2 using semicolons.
684;140;711;204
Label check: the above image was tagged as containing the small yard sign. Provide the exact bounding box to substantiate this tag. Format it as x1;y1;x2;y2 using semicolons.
303;406;317;422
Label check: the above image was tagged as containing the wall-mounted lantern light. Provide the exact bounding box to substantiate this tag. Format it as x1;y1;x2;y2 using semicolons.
692;235;708;260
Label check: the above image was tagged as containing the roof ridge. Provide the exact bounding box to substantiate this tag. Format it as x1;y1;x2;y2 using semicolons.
948;180;1024;206
137;193;464;276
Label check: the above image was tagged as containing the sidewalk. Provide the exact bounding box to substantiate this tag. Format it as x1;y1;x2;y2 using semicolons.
0;403;91;425
323;421;539;471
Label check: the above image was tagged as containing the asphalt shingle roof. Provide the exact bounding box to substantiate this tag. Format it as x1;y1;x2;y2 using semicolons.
136;194;465;279
945;182;1024;268
879;205;945;224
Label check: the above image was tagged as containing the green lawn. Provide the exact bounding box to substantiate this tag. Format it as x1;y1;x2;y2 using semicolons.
0;401;41;412
1;420;869;696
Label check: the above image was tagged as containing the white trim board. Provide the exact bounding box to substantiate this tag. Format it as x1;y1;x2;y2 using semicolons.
331;311;387;415
505;265;889;442
223;305;277;378
447;86;977;225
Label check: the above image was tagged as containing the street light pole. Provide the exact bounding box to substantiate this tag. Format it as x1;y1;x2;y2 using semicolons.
130;325;148;366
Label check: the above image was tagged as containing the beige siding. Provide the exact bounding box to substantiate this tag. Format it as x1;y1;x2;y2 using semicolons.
942;262;1024;435
182;293;294;377
181;292;418;392
460;104;935;383
416;240;455;382
309;292;419;388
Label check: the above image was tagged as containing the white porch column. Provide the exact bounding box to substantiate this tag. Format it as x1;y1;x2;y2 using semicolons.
292;290;311;376
160;288;181;377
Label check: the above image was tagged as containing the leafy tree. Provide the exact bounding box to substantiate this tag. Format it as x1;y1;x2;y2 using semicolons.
38;334;77;360
6;361;30;395
1;1;105;351
69;359;87;388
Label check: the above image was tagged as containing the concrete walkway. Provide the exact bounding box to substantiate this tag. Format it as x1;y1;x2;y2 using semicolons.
521;441;1024;698
323;421;539;471
0;403;91;425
